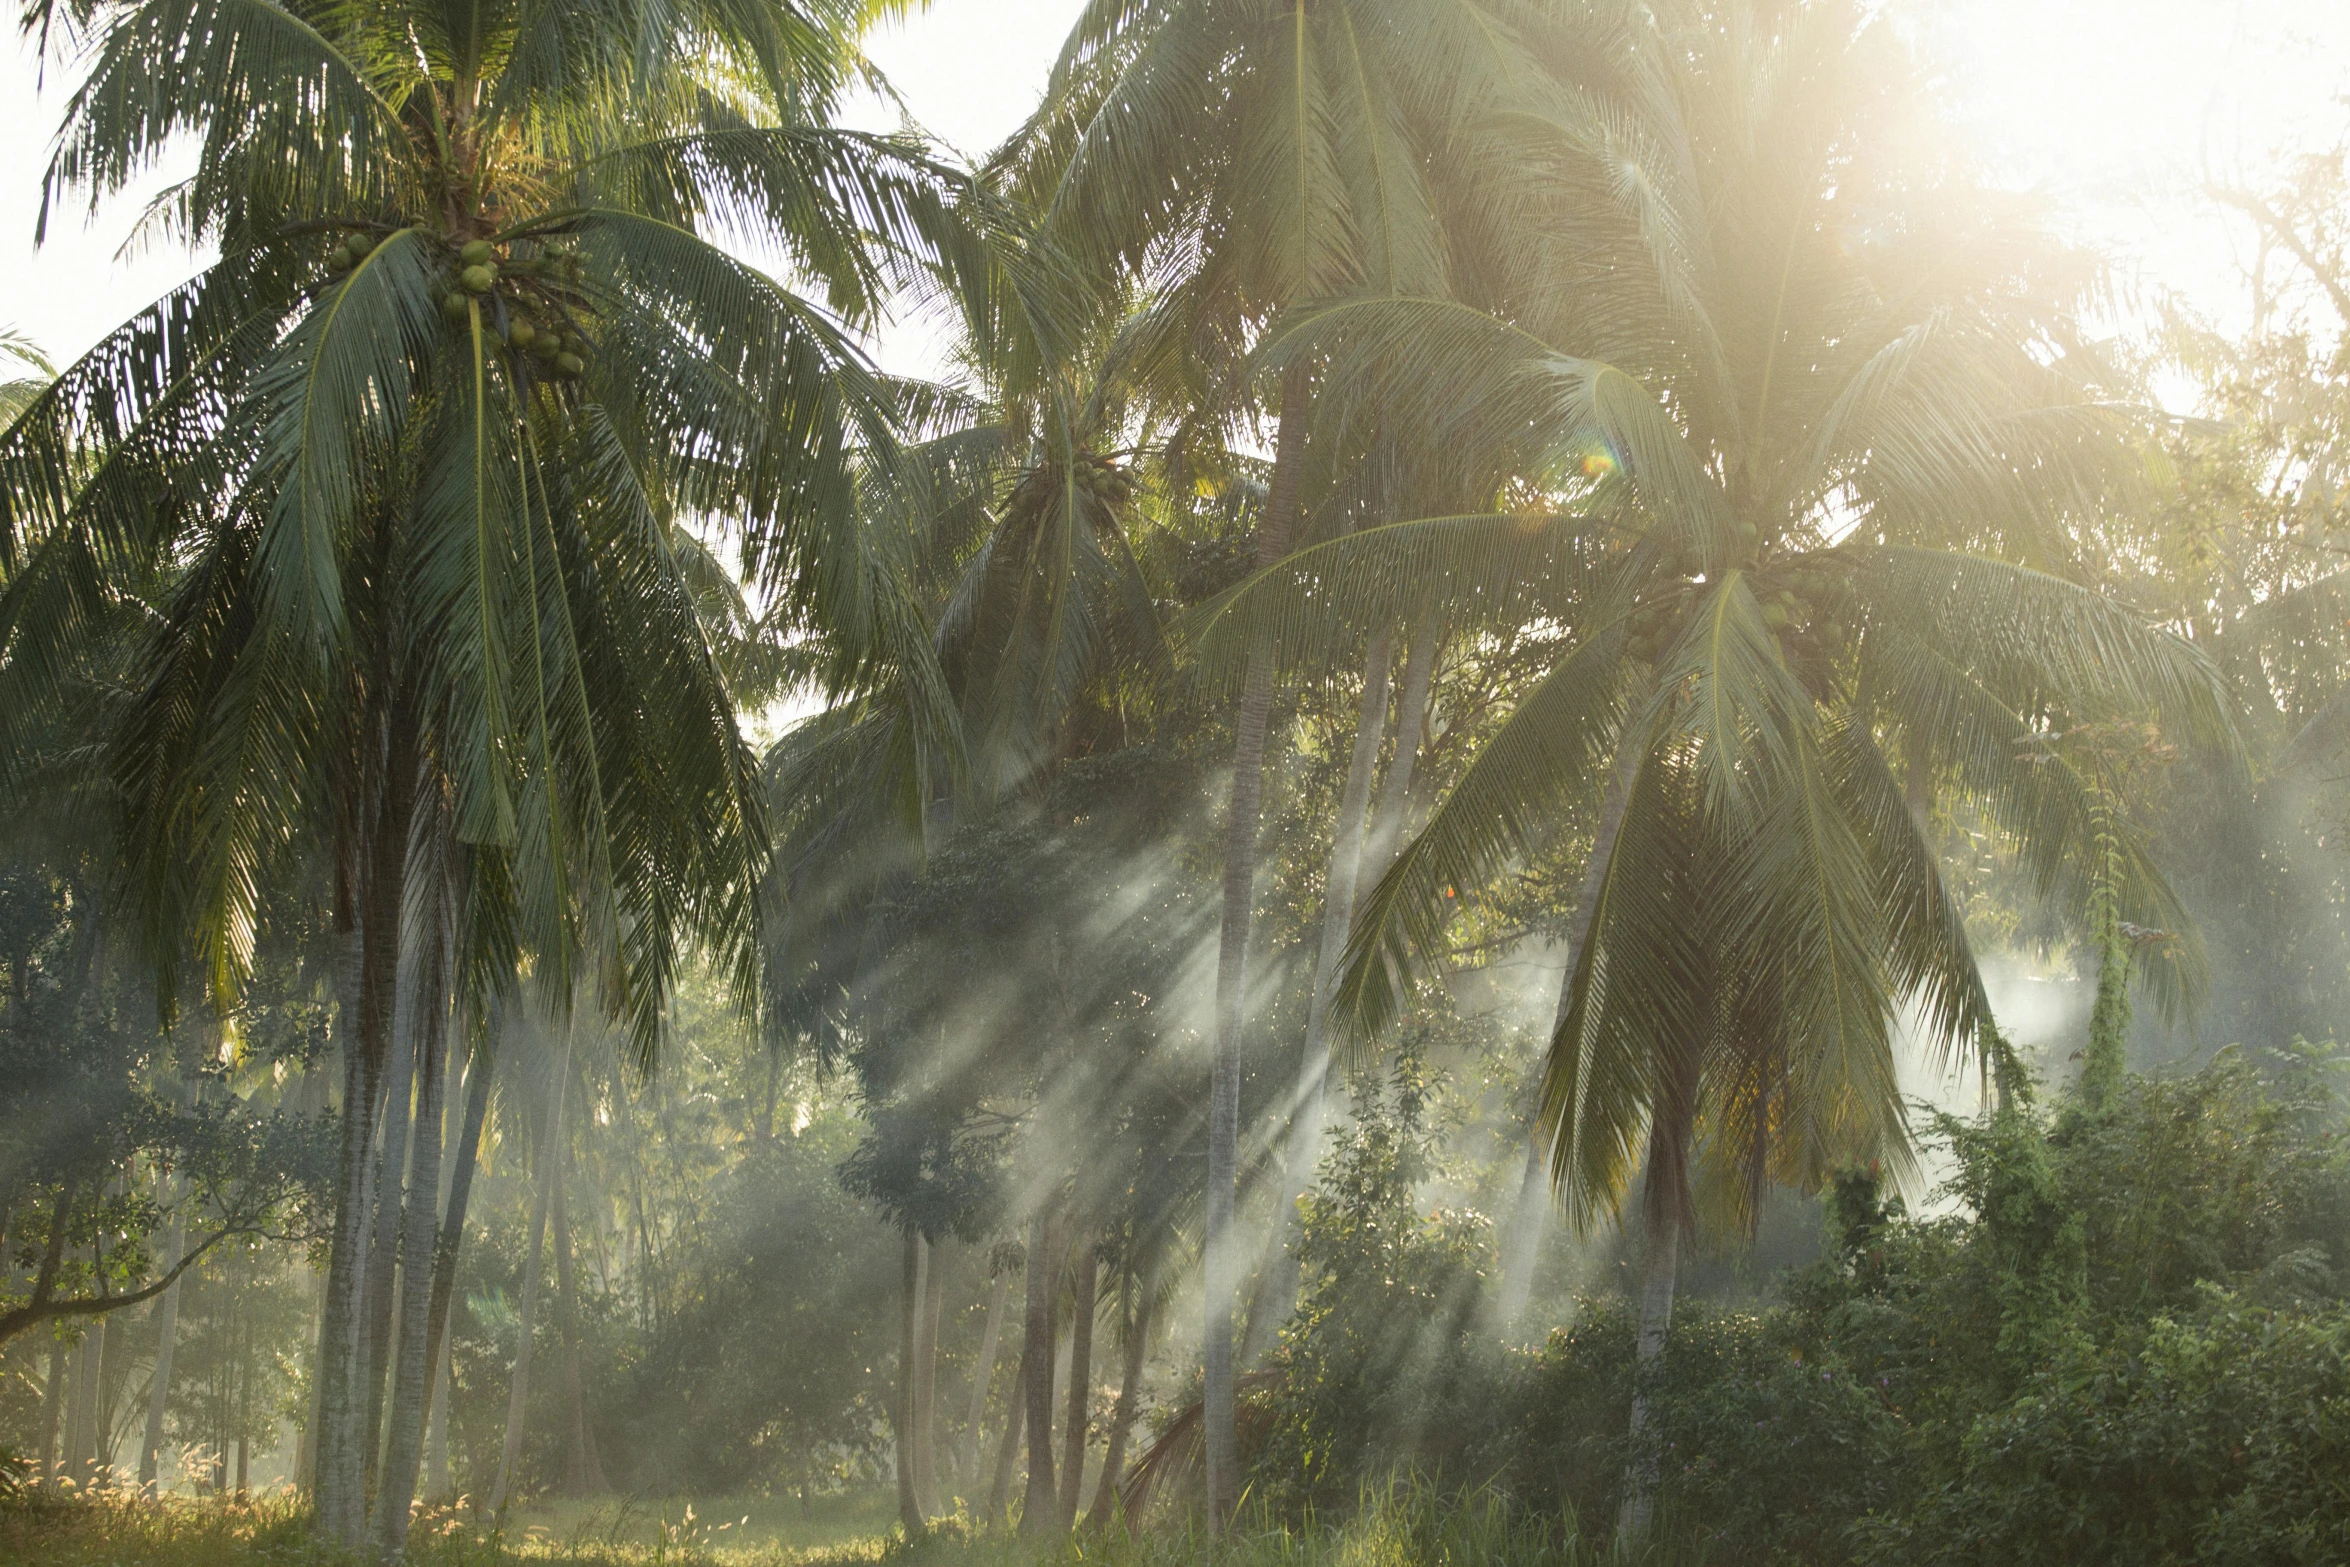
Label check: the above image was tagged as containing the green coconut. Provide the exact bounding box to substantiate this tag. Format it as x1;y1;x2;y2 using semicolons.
554;351;586;378
507;319;538;351
458;239;496;266
326;245;354;272
460;264;497;294
529;332;561;360
346;232;376;259
1762;603;1791;629
441;292;471;325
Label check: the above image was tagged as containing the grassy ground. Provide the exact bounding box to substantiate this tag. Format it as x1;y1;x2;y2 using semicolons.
0;1481;1689;1566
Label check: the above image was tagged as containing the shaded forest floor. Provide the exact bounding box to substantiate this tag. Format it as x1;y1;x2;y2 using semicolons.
0;1484;1687;1566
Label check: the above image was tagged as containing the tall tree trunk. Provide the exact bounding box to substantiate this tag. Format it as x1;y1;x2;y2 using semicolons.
137;1180;190;1495
916;1234;943;1517
1205;360;1311;1531
1019;1212;1061;1534
895;1227;924;1534
958;1271;1011;1486
1249;625;1395;1362
551;1151;606;1498
1491;1139;1552;1334
66;1333;95;1483
1058;1243;1097;1527
1617;1152;1683;1542
359;981;418;1493
424;1329;452;1502
487;1025;567;1521
1085;1289;1152;1532
418;1034;492;1465
373;924;450;1549
987;1366;1026;1521
38;1336;67;1483
316;699;415;1544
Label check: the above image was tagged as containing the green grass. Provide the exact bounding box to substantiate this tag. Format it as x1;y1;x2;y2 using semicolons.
0;1480;1696;1567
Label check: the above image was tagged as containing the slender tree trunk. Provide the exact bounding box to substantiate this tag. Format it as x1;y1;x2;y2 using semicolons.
916;1234;943;1516
66;1334;95;1483
317;700;414;1544
1058;1244;1097;1527
418;1035;492;1462
551;1152;605;1498
1491;1139;1552;1334
987;1368;1026;1521
1617;1166;1682;1541
1249;626;1395;1361
1205;360;1312;1531
38;1336;67;1484
424;1330;452;1503
488;1027;567;1521
1019;1212;1061;1534
359;986;418;1493
959;1271;1011;1487
1085;1288;1151;1531
895;1227;924;1534
138;1197;189;1495
373;929;450;1549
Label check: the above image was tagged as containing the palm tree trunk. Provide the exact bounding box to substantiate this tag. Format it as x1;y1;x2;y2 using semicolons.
66;1330;95;1482
551;1155;606;1497
1205;359;1311;1531
1618;1170;1682;1540
916;1233;943;1516
1250;625;1395;1361
488;1026;567;1521
1085;1289;1152;1531
317;700;414;1544
1058;1243;1097;1526
418;1035;492;1458
358;985;418;1494
1019;1211;1061;1533
372;927;449;1549
424;1328;452;1502
987;1367;1026;1520
38;1336;66;1483
137;1193;189;1495
895;1227;924;1534
958;1271;1011;1486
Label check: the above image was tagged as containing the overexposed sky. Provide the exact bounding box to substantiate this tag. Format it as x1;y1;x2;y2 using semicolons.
1;0;2345;375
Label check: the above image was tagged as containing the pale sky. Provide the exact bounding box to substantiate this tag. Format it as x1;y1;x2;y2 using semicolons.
1;0;2346;377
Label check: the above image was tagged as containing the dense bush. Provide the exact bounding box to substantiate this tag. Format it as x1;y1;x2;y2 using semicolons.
1252;1042;2350;1565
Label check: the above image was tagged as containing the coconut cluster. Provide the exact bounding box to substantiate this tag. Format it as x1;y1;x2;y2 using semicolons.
428;236;595;381
1073;452;1134;508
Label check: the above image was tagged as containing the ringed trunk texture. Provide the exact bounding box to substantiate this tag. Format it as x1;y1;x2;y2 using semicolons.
1618;1182;1682;1541
372;934;449;1548
1058;1244;1097;1527
1085;1290;1153;1531
1250;623;1394;1360
1019;1212;1060;1533
1205;359;1311;1530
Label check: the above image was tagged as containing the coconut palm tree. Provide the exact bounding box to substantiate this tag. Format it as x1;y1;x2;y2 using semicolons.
1189;0;2240;1534
1019;0;1544;1515
0;0;963;1544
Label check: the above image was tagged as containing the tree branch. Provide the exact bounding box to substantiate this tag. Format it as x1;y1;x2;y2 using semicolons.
0;1216;259;1346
